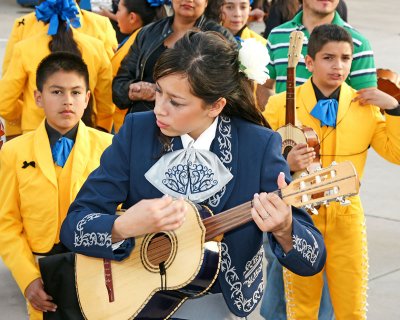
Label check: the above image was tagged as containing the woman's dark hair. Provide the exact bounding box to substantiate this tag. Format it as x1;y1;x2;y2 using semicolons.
276;0;300;21
123;0;157;26
154;31;269;128
36;52;93;127
204;0;224;23
308;24;353;59
49;22;81;57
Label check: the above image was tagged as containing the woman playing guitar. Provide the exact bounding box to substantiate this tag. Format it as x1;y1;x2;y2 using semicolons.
54;31;328;320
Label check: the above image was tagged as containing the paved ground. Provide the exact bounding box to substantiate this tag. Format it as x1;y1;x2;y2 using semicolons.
0;0;399;318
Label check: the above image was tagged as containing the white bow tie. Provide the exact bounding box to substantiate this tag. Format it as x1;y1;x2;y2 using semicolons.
145;146;233;203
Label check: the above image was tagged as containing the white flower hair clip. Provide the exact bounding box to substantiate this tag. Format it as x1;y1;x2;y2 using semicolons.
238;38;270;85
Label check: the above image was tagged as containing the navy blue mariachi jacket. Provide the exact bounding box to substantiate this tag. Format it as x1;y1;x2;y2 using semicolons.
60;112;326;317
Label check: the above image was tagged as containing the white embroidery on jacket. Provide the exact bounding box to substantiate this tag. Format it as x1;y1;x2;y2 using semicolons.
74;213;112;248
292;230;319;266
208;116;232;208
220;242;264;312
243;246;264;288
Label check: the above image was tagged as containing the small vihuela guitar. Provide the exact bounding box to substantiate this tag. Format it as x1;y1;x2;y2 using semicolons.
75;161;359;320
276;30;321;179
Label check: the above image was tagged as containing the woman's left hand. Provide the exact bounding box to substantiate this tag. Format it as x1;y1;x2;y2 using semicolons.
251;172;293;253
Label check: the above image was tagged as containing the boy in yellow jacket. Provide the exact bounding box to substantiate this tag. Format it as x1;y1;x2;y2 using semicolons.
263;24;400;319
2;0;117;138
0;52;112;320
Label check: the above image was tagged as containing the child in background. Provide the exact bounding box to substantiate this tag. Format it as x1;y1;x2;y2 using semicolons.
112;0;156;132
0;52;112;320
263;24;400;319
221;0;266;45
0;0;114;134
1;0;117;139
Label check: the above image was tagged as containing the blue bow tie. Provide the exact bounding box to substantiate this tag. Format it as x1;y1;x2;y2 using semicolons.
310;99;338;128
52;137;74;167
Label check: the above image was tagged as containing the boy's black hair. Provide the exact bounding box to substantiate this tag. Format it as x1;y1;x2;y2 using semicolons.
36;52;93;127
36;51;89;91
307;24;354;59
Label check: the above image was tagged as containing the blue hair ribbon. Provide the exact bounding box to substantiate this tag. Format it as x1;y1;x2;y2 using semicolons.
146;0;171;7
35;0;81;36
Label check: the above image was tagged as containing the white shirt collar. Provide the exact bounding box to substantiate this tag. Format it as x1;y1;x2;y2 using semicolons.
181;117;219;150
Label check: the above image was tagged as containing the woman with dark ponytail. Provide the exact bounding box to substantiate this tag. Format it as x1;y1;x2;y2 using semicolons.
0;0;114;134
60;31;326;319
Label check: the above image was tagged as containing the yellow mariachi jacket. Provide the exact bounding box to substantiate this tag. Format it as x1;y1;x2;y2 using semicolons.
0;30;114;134
111;28;141;133
1;7;117;136
2;8;117;73
240;26;267;46
0;120;112;294
263;79;400;180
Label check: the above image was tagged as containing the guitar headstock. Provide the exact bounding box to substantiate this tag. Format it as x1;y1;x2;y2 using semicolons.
288;30;304;68
281;161;360;211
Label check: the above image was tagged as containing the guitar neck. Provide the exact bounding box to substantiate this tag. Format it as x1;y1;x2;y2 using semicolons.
202;161;360;241
285;67;296;125
203;190;281;241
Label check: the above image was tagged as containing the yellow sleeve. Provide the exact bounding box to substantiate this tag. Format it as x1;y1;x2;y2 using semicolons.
93;48;115;132
2;18;24;76
103;18;118;59
0;144;41;294
370;107;400;164
0;45;26;123
263;94;284;131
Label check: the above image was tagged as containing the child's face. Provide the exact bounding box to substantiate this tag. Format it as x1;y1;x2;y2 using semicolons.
221;0;250;35
305;41;353;95
154;73;225;140
34;71;90;135
116;0;136;34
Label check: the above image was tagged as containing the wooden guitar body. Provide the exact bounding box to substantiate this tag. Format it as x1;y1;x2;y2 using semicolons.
277;123;321;179
377;68;400;100
75;202;221;320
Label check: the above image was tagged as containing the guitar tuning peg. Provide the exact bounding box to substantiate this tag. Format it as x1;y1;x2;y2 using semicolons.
300;172;308;178
304;204;319;215
337;196;351;206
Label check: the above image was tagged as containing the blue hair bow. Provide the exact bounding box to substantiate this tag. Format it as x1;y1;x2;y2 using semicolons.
35;0;81;36
146;0;171;7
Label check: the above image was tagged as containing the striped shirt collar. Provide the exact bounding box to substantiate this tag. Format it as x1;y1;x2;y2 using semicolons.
292;10;345;30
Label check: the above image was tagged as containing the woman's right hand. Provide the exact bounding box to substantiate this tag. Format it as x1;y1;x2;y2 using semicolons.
128;81;156;101
112;196;187;241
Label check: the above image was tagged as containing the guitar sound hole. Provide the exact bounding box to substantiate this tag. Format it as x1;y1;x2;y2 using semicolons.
141;232;178;272
147;233;172;265
283;145;293;160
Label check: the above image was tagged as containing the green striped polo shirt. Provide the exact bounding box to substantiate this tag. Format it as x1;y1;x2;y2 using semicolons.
267;11;377;93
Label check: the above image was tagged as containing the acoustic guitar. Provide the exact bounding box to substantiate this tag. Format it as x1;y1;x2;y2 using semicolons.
75;161;359;320
276;30;321;179
377;68;400;101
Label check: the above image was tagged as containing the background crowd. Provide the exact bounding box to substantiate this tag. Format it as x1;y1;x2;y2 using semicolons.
0;0;399;319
